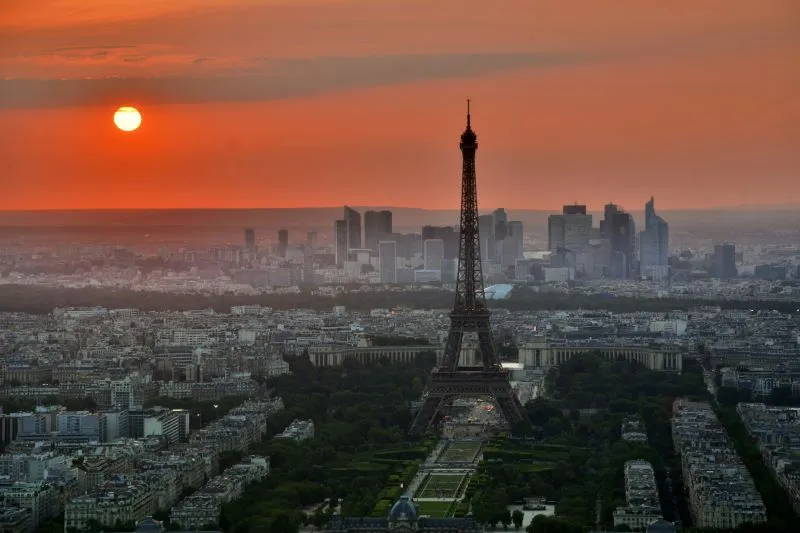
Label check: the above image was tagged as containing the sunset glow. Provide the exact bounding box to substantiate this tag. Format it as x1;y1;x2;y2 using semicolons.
0;0;797;210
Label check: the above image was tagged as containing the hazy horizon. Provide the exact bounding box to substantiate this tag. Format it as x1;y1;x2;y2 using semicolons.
0;205;797;243
0;202;799;215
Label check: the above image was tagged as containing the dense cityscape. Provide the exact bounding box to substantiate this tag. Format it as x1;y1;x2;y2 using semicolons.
3;300;800;533
4;0;797;532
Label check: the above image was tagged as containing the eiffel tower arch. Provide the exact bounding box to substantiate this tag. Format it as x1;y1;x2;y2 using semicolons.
408;102;530;436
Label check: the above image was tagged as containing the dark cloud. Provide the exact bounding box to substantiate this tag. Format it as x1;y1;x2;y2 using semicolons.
52;45;137;51
17;45;138;61
0;52;585;109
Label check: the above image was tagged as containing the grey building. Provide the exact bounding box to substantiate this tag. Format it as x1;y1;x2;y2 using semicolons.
277;229;288;257
639;197;669;275
379;241;397;284
423;239;445;271
713;243;737;279
334;220;348;267
344;206;362;250
364;210;392;252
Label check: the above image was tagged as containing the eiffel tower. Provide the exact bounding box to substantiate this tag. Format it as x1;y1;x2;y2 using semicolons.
409;102;529;436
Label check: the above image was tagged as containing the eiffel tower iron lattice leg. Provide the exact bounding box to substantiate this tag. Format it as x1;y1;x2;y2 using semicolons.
409;101;531;436
409;368;528;436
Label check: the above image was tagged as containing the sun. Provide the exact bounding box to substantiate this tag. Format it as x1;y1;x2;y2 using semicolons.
114;106;142;132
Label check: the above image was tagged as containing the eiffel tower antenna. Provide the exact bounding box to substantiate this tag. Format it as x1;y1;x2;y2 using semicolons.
408;103;530;436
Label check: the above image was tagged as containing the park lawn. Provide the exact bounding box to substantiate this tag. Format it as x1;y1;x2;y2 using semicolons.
417;474;466;498
516;463;555;473
439;441;482;462
415;500;455;517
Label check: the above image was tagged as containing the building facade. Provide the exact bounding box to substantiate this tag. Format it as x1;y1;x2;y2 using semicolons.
334;220;348;267
639;197;669;278
364;210;393;252
326;497;481;533
344;206;362;250
379;241;397;284
423;239;445;271
519;340;682;372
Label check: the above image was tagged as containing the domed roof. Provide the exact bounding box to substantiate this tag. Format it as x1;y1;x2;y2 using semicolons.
646;519;675;533
388;496;417;521
135;518;164;533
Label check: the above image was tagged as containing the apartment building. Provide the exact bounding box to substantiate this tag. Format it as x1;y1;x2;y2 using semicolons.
672;399;766;530
64;477;155;533
274;419;315;443
0;482;57;529
0;506;33;533
613;460;662;531
737;403;800;514
170;456;269;530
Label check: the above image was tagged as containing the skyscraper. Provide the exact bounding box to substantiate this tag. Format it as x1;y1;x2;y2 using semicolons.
244;228;256;251
277;229;289;257
334;219;347;267
506;220;524;261
364;210;392;252
547;216;565;251
478;214;494;264
492;208;508;242
343;206;362;250
548;205;592;253
639;197;669;275
610;211;636;278
423;239;445;271
713;243;737;279
379;241;397;283
422;225;459;259
600;203;621;238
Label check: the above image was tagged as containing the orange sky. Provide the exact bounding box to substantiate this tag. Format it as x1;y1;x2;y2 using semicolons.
0;0;798;210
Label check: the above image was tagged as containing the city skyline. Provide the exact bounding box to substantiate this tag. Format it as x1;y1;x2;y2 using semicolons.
1;0;797;211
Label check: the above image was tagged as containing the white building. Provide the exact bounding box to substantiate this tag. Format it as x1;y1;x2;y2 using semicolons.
613;460;662;531
274;419;315;442
64;478;155;533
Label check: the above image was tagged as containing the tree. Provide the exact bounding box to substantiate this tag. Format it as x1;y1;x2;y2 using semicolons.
500;509;512;530
411;376;424;399
269;511;301;533
231;516;271;533
311;509;328;530
512;510;524;530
